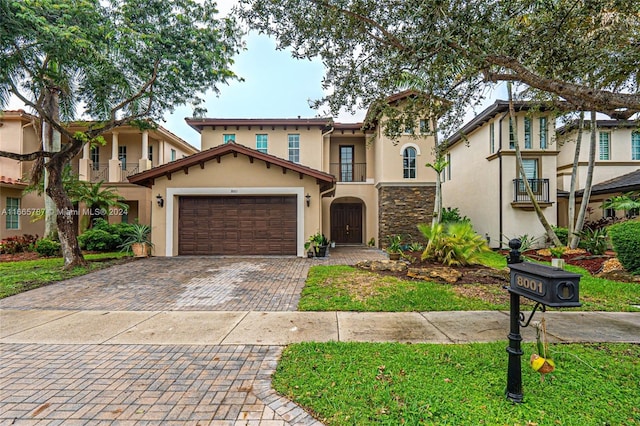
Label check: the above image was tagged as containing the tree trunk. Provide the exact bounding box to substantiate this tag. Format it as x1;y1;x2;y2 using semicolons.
567;112;584;241
570;111;597;248
431;116;443;226
507;83;562;247
46;155;86;269
43;86;61;239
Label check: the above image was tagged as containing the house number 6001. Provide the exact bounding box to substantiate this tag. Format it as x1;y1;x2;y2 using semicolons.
516;275;544;295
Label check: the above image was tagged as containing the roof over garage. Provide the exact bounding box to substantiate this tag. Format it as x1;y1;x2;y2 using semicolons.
128;142;336;194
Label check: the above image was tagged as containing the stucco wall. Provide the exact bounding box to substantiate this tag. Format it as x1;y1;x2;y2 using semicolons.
200;126;325;171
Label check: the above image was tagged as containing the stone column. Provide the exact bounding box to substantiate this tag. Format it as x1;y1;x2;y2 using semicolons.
139;130;152;172
108;131;121;182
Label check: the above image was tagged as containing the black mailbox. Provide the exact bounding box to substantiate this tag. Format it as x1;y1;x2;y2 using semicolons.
508;262;581;307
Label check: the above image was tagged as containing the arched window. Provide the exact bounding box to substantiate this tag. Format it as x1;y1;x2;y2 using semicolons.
403;147;416;179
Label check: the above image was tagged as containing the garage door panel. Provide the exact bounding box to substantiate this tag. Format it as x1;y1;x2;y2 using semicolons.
179;195;297;255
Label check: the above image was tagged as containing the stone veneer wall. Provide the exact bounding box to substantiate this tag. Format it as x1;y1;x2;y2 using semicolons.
378;185;436;248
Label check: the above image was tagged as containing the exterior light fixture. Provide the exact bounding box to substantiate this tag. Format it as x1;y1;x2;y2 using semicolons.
305;193;311;207
156;194;164;208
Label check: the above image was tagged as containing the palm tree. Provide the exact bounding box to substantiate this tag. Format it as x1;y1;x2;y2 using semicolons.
74;181;128;229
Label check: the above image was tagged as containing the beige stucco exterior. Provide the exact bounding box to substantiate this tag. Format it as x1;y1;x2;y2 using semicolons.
443;103;557;248
0;111;196;239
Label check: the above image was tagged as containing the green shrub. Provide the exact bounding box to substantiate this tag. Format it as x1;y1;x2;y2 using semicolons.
440;207;470;224
35;238;61;257
418;221;490;266
552;226;569;246
608;221;640;273
78;229;121;251
577;227;608;255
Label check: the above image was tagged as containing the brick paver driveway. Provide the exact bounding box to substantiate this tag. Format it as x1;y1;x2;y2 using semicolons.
0;247;386;425
1;257;311;312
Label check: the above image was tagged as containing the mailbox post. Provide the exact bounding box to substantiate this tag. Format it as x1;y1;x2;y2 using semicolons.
505;239;581;403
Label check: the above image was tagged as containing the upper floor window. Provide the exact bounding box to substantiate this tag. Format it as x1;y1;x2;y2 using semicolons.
419;119;429;134
90;145;100;170
403;147;416;179
599;132;610;160
509;118;515;149
404;122;414;135
632;132;640;160
288;134;300;163
256;134;268;153
489;122;495;154
170;149;176;161
5;197;20;230
148;145;153;162
524;117;532;149
340;145;354;182
539;117;548;149
118;146;127;170
446;153;452;181
223;134;235;144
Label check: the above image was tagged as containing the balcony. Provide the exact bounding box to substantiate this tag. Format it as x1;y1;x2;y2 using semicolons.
90;163;109;182
330;162;367;183
512;178;552;209
120;163;139;182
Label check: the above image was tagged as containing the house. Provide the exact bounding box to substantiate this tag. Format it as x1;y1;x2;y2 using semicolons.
442;101;559;248
556;120;640;225
0;110;197;239
129;91;439;256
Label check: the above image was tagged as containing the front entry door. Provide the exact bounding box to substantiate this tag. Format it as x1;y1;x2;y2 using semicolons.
331;203;362;244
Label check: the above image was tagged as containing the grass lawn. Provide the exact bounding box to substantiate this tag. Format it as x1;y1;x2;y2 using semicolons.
299;251;640;312
273;341;640;425
0;252;132;298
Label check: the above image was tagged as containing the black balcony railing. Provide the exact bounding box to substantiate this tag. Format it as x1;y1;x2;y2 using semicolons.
330;162;367;182
120;163;139;182
513;178;550;203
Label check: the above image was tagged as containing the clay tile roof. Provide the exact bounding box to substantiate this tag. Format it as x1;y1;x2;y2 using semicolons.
128;142;336;193
0;176;27;186
575;169;640;196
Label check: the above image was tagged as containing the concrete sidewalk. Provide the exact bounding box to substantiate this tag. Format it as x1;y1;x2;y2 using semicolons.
2;309;639;345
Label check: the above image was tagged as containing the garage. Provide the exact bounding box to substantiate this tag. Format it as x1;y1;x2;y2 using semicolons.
178;195;297;255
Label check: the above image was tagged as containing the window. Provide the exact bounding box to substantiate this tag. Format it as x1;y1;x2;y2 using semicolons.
403;147;416;179
522;158;538;180
509;118;515;149
419;119;429;134
223;134;235;144
170;149;176;161
446;153;451;180
148;145;153;162
599;132;610;160
404;123;414;134
603;200;616;219
288;134;300;163
539;117;548;149
118;146;127;170
632;132;640;160
341;145;354;182
256;134;268;153
524;117;532;149
5;197;20;230
90;146;100;170
489;122;495;153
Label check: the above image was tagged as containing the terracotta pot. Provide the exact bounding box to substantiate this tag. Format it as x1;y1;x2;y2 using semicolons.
131;242;150;257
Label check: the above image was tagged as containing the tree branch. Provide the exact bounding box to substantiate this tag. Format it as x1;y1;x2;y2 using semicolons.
110;59;161;121
0;150;56;161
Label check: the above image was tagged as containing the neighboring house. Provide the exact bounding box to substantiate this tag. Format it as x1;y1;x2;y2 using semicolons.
129;91;439;257
442;101;558;248
556;120;640;225
0;109;197;239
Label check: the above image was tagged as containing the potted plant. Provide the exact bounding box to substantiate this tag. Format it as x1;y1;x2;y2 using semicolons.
386;235;403;260
121;223;153;257
306;232;329;257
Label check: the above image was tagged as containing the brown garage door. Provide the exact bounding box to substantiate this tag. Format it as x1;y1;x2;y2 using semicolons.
178;196;297;255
